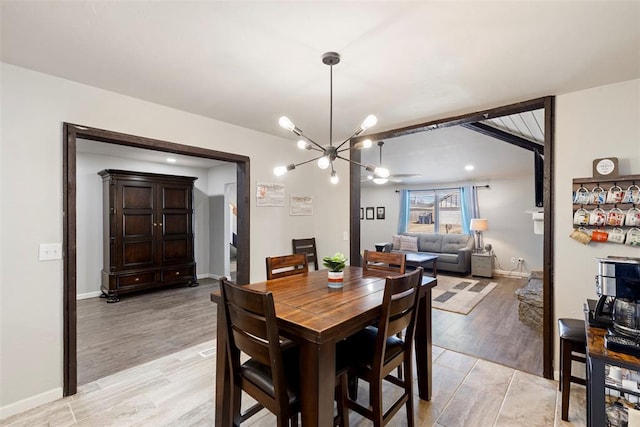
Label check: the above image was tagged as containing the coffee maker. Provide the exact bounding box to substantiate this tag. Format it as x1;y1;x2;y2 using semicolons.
593;256;640;356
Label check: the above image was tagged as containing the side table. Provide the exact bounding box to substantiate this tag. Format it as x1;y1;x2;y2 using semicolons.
471;252;494;278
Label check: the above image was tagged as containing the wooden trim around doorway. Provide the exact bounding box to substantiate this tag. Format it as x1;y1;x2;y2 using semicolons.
62;123;251;396
349;96;555;379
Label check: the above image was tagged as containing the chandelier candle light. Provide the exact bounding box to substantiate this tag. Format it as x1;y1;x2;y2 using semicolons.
273;52;390;184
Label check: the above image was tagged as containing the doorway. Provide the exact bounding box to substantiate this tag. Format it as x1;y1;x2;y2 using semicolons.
349;97;555;379
63;123;251;396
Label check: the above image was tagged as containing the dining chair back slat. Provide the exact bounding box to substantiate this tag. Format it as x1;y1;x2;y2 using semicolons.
362;250;406;275
266;254;309;280
292;238;319;270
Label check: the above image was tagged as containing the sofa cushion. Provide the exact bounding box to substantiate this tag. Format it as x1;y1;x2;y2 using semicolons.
434;253;460;264
441;234;472;254
392;234;401;250
417;234;442;253
400;235;418;252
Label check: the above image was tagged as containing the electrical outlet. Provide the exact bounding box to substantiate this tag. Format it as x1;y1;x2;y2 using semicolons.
510;257;517;264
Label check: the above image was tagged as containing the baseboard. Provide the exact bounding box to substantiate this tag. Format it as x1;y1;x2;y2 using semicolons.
493;269;530;278
0;387;62;420
76;290;102;300
76;274;219;300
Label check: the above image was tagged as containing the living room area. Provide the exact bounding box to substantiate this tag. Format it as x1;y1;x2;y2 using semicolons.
359;121;545;375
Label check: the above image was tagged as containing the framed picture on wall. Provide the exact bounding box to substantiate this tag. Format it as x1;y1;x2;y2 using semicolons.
360;207;364;220
366;207;375;220
376;207;385;220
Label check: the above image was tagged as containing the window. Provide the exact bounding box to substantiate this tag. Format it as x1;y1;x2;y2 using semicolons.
406;189;463;234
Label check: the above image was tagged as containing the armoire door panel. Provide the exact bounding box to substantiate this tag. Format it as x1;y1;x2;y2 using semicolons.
162;213;188;235
122;241;155;266
121;184;154;209
162;187;190;209
162;239;190;262
123;213;154;237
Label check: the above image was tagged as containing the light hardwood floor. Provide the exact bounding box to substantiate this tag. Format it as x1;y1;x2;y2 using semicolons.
432;273;543;376
1;341;586;426
77;273;541;386
77;278;219;385
4;274;584;426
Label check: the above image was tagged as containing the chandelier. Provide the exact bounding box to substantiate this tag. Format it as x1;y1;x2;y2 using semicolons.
273;52;390;184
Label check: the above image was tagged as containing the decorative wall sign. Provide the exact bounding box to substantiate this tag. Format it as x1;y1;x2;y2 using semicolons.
376;207;385;220
366;207;375;220
592;157;619;179
257;182;285;206
290;194;313;216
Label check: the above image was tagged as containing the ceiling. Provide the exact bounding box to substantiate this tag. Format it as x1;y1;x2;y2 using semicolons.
2;1;638;182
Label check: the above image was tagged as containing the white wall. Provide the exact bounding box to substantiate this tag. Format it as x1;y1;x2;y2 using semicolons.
1;60;638;416
361;173;544;272
0;63;347;415
554;80;640;355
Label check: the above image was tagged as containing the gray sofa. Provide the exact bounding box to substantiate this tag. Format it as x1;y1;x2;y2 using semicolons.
384;233;473;274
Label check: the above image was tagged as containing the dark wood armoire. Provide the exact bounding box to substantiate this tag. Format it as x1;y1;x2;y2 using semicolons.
98;169;198;302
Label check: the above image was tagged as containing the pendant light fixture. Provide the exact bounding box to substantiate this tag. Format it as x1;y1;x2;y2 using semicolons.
372;141;389;185
273;52;390;184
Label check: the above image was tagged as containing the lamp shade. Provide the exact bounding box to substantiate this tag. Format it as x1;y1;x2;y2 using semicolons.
470;218;488;231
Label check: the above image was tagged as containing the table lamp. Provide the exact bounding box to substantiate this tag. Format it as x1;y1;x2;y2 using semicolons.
470;218;489;253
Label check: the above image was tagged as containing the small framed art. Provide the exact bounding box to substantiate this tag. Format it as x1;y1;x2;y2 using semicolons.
360;207;364;220
376;207;385;220
366;207;375;220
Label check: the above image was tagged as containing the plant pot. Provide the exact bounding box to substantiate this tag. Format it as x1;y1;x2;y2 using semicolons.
328;271;344;288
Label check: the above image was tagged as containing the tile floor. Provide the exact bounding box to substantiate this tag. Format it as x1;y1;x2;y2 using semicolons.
0;341;586;426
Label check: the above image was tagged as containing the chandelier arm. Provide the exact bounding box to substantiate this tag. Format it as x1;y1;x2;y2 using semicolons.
298;135;326;152
294;155;326;168
337;146;355;153
335;154;375;172
335;130;364;150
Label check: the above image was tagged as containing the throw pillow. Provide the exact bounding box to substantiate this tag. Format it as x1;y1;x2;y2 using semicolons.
400;235;418;252
392;234;401;250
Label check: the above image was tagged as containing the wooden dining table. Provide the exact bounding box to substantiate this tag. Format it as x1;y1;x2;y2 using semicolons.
210;265;437;427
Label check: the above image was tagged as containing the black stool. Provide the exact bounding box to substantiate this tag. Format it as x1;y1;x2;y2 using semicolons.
558;318;587;421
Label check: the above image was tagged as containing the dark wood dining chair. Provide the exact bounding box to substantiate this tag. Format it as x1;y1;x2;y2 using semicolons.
362;249;408;378
220;277;301;426
338;267;424;427
221;277;349;427
292;237;319;270
362;250;406;275
266;254;309;280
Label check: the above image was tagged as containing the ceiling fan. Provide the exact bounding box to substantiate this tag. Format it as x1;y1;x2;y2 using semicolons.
362;141;421;184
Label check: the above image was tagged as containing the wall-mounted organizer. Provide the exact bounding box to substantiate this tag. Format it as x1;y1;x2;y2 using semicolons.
572;174;640;246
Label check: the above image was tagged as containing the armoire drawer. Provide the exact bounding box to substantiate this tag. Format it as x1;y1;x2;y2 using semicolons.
117;272;157;288
162;266;194;283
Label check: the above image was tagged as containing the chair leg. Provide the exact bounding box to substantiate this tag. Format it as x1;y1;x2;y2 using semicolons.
561;339;572;421
371;378;384;427
335;372;350;427
558;338;563;392
405;360;415;427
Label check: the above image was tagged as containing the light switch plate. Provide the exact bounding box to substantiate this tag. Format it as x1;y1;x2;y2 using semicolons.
39;243;62;261
343;231;349;241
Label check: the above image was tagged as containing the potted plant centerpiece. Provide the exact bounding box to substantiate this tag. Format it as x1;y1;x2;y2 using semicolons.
323;252;347;288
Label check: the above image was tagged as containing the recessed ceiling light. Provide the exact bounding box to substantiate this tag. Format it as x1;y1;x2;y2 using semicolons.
464;164;474;171
166;158;177;163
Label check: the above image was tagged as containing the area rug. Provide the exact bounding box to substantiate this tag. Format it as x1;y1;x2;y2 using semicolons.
432;275;497;315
